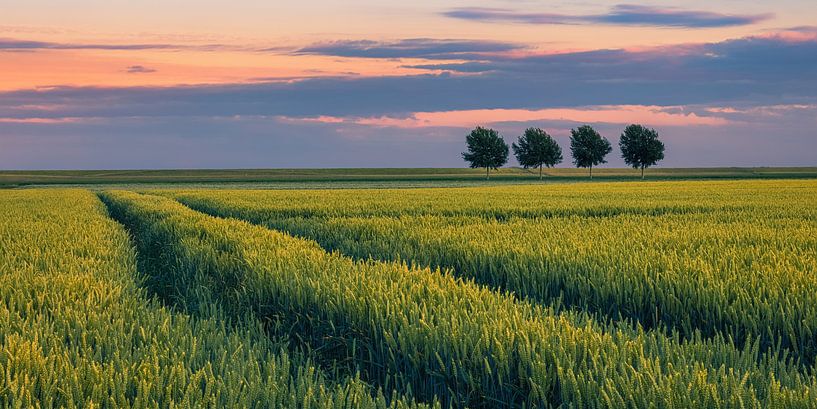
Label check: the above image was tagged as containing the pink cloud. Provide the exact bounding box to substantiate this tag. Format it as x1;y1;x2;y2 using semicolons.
9;103;69;111
280;105;730;129
0;116;94;124
756;26;817;43
705;104;817;116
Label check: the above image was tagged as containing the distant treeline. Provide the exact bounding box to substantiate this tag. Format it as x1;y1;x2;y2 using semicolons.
463;124;664;179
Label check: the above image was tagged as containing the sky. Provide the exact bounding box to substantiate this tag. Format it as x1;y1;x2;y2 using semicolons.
1;0;816;169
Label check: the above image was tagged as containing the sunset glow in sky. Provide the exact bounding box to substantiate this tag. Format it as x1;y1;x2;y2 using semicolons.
2;1;816;168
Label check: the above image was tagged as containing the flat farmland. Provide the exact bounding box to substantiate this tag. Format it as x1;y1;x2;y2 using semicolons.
3;167;817;189
2;179;817;407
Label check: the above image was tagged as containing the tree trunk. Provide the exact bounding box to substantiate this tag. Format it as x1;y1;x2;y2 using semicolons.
539;164;543;180
486;166;489;180
589;164;593;179
641;165;645;179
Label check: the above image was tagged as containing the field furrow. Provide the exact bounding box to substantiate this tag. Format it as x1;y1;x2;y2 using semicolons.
0;189;422;408
102;190;817;408
171;180;817;366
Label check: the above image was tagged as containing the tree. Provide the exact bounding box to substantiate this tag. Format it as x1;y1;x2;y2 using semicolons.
512;127;563;180
619;124;665;179
462;126;509;179
569;125;612;179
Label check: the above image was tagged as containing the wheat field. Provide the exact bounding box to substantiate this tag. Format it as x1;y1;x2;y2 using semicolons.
2;179;816;407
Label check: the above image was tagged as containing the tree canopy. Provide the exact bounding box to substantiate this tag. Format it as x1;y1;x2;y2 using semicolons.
569;125;612;178
619;124;665;178
512;128;563;179
462;126;509;179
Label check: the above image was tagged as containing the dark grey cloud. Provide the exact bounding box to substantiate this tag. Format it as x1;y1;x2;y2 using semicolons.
0;36;525;59
404;34;817;86
443;5;772;28
403;62;495;73
2;33;814;122
294;38;526;60
125;65;156;74
600;5;773;27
